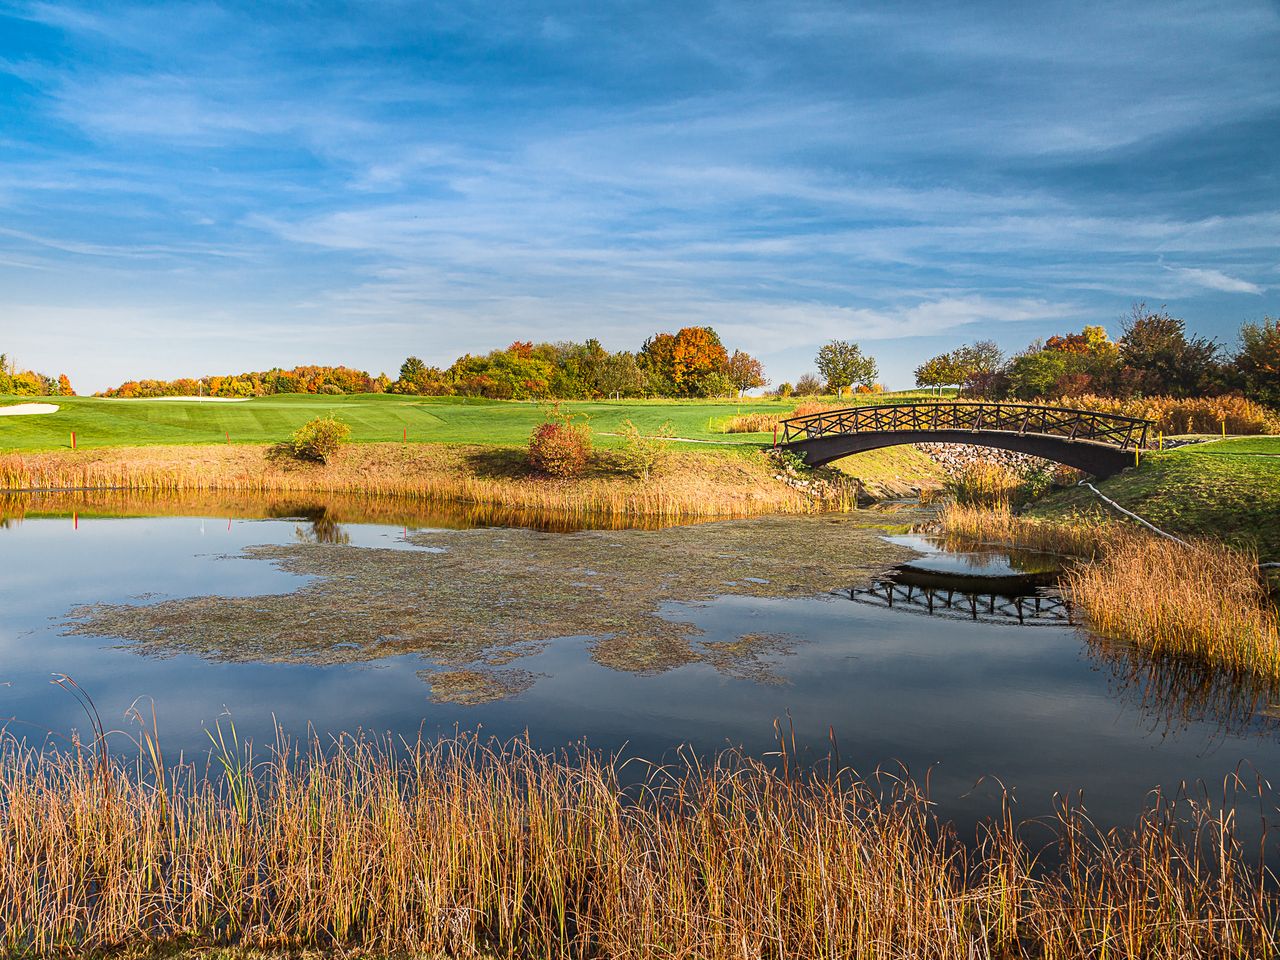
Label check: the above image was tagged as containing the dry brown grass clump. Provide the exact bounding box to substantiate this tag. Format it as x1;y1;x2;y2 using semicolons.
942;504;1280;682
943;461;1026;509
1069;394;1280;435
0;729;1275;959
1066;535;1280;679
940;502;1114;559
722;402;853;434
0;443;814;520
721;411;780;433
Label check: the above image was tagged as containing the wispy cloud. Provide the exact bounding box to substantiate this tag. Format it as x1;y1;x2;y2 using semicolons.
1171;266;1265;295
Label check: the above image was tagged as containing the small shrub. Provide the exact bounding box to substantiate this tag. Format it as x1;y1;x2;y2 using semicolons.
290;416;351;463
777;382;793;398
614;419;674;480
529;410;592;478
318;384;345;395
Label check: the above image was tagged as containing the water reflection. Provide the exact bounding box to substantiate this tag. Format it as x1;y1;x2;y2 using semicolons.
1;498;1278;838
848;533;1072;627
0;490;694;534
1088;633;1280;740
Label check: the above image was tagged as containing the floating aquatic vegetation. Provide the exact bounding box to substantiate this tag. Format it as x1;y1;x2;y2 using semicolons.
64;512;921;698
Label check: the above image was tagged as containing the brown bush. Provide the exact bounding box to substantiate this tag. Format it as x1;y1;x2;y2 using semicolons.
528;420;592;477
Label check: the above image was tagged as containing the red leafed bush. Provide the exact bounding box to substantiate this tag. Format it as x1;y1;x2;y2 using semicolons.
528;420;592;477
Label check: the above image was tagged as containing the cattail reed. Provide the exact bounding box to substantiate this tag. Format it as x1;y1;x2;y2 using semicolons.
0;727;1274;958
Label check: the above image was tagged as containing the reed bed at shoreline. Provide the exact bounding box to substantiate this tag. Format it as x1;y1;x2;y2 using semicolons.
940;502;1114;559
942;461;1028;510
941;504;1280;682
0;728;1276;959
0;443;819;520
1067;535;1280;680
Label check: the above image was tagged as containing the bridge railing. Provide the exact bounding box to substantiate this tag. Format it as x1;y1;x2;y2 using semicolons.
779;402;1151;450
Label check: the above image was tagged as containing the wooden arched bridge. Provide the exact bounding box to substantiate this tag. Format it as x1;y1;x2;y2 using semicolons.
777;402;1152;477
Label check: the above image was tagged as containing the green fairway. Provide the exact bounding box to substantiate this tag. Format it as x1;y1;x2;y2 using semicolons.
1030;436;1280;559
0;392;940;451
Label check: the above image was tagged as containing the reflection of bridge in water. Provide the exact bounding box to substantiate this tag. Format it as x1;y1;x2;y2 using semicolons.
844;578;1073;627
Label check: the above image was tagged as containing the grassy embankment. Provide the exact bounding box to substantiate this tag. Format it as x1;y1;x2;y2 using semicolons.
0;393;944;517
944;437;1280;683
1;728;1274;960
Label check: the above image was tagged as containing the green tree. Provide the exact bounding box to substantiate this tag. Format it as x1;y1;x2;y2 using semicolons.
1235;316;1280;407
1005;348;1071;400
597;352;647;398
815;341;878;396
914;353;962;394
1119;305;1221;396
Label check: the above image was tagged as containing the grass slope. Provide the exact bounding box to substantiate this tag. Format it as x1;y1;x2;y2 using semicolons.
1029;437;1280;560
0;392;948;452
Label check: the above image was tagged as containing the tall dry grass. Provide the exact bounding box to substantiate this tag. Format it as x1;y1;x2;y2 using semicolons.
0;726;1275;958
1069;394;1280;435
0;444;815;520
722;402;847;434
942;504;1280;682
943;461;1026;510
1066;535;1280;679
940;502;1114;559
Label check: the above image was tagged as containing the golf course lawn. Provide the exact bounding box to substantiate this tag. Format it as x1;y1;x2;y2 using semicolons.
0;392;941;452
1030;436;1280;559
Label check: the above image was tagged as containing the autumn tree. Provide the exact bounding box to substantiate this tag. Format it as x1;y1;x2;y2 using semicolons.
638;333;679;396
1119;305;1221;396
815;340;878;396
671;327;729;397
794;372;822;396
1235;317;1280;407
725;349;767;397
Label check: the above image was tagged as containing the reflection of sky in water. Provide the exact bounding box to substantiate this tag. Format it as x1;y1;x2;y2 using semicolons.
1;514;1278;838
886;533;1059;577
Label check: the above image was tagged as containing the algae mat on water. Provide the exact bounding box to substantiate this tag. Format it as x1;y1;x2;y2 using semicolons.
64;512;920;702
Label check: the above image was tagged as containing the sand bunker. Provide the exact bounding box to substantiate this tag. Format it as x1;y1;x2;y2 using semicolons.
0;403;58;416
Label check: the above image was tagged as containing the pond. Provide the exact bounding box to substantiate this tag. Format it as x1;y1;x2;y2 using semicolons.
1;492;1278;839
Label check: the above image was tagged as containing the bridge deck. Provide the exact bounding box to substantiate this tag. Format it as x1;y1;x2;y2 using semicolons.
779;402;1150;450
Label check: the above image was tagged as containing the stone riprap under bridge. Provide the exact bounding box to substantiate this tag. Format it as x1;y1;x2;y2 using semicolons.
778;402;1152;478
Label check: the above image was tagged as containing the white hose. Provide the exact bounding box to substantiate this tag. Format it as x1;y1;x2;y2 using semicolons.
1076;481;1280;570
1075;480;1191;546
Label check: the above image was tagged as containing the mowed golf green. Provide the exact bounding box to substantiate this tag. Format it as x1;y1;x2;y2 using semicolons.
0;393;799;451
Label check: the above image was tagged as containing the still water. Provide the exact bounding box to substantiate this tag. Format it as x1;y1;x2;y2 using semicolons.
1;495;1277;837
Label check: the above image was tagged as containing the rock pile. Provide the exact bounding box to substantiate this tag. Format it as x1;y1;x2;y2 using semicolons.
914;442;1050;476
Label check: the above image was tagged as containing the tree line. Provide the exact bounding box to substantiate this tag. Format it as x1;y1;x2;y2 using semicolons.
0;353;74;397
95;327;769;400
908;307;1279;407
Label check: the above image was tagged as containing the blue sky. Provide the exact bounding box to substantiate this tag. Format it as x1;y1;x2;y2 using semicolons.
1;0;1277;393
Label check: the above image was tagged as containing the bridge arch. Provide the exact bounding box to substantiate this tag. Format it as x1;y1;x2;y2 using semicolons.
778;402;1151;478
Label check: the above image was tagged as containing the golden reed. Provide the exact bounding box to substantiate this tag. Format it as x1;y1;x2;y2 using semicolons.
0;443;825;520
0;727;1274;958
942;503;1280;681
